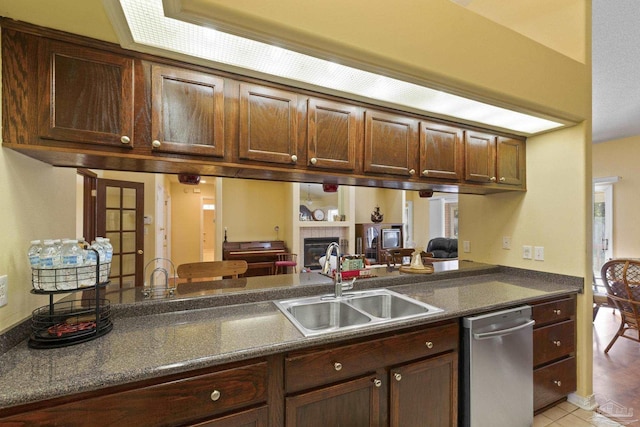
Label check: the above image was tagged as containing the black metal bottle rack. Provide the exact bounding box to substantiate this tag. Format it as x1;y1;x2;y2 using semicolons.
28;250;113;349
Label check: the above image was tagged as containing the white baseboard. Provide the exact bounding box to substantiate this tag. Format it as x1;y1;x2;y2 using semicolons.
568;392;598;410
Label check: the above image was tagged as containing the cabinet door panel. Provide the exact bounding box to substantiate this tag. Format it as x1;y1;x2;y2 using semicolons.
239;83;298;164
497;136;525;186
420;122;463;180
390;352;458;427
151;65;224;157
38;39;134;147
286;375;381;427
307;98;358;170
364;110;418;176
464;131;496;183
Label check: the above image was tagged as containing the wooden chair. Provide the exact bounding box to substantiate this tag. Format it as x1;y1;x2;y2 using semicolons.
601;259;640;353
177;260;248;282
593;273;614;320
274;253;297;274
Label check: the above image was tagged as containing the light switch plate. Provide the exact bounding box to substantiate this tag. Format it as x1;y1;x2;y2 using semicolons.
463;241;470;253
522;245;533;259
0;275;7;307
534;246;545;261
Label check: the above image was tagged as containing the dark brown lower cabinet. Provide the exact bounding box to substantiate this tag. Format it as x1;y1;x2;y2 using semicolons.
286;375;381;427
284;321;459;427
192;405;269;427
390;352;458;427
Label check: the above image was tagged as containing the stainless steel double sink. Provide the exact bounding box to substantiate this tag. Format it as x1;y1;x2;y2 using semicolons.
275;288;444;336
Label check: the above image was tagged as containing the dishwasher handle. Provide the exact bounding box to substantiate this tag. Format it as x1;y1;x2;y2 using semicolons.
473;319;535;340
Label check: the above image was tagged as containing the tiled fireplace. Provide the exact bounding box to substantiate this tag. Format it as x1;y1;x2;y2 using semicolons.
300;226;349;270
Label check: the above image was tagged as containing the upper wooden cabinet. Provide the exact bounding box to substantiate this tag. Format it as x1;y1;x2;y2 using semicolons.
497;136;526;187
464;130;496;183
38;38;135;148
419;122;463;181
239;83;299;165
306;98;358;171
364;110;419;176
150;65;225;157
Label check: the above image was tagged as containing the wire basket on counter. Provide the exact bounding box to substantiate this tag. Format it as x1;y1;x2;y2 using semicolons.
31;263;111;292
29;299;113;349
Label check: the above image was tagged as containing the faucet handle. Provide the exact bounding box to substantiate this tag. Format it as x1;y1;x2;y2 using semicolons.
341;277;356;291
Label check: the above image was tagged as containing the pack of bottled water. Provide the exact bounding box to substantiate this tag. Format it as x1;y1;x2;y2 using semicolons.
29;238;113;291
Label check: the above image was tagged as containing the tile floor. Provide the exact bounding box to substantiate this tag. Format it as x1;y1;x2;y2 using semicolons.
534;401;622;427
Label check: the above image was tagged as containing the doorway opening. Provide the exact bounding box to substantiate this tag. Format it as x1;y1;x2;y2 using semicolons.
202;197;216;261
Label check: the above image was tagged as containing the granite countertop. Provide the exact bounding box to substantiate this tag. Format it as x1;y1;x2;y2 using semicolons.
0;262;583;411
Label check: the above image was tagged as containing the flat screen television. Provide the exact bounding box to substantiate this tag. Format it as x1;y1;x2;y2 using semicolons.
381;228;402;250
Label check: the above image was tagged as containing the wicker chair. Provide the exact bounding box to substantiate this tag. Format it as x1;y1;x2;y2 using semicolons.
601;259;640;353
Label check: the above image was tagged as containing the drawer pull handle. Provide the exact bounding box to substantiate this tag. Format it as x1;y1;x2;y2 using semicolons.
425;341;434;349
333;362;342;371
310;157;317;165
394;373;402;381
553;340;562;347
152;140;161;148
210;390;221;401
554;309;562;315
373;378;382;388
291;154;298;163
553;380;562;387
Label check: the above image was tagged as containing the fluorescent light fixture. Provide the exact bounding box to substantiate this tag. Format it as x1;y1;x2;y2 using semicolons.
110;0;565;135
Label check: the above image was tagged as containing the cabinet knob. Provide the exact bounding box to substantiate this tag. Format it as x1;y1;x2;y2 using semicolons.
409;169;416;176
554;309;562;315
291;154;298;163
422;169;429;176
553;340;562;347
372;378;382;388
137;250;144;255
499;177;506;182
333;362;342;371
553;380;562;387
152;140;161;148
310;157;318;165
394;373;402;382
210;390;221;401
120;135;131;145
425;341;434;349
490;176;497;182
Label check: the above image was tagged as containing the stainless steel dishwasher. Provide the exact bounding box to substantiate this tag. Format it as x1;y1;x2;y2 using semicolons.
461;305;535;427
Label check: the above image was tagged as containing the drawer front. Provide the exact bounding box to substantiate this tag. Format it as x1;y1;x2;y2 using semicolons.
533;320;575;366
1;362;268;427
534;356;577;411
285;321;458;393
532;297;575;326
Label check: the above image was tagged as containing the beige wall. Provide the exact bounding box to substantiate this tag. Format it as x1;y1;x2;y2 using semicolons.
354;187;404;224
170;181;217;268
220;178;291;247
407;192;431;250
593;135;640;258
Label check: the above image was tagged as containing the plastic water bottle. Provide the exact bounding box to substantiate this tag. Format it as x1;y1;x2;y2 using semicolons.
61;240;83;289
39;240;61;290
90;240;107;283
101;238;113;263
27;240;42;268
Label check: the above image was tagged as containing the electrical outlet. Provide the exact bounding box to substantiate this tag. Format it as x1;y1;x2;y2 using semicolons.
522;245;533;259
463;241;470;253
502;236;511;250
0;275;7;307
534;246;545;261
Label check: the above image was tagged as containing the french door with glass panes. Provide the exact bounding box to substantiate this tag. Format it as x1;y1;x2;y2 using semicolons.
593;183;613;283
97;179;144;289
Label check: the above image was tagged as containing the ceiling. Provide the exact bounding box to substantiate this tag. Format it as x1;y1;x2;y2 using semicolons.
591;0;640;143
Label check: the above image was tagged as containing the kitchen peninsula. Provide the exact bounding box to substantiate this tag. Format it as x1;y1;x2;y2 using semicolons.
0;262;581;425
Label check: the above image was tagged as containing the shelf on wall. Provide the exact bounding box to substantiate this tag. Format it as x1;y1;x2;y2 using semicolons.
297;221;352;228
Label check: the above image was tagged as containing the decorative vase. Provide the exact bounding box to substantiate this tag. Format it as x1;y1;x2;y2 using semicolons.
371;206;384;223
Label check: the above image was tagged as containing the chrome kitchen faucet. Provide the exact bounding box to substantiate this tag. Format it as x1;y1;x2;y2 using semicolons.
321;242;355;298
